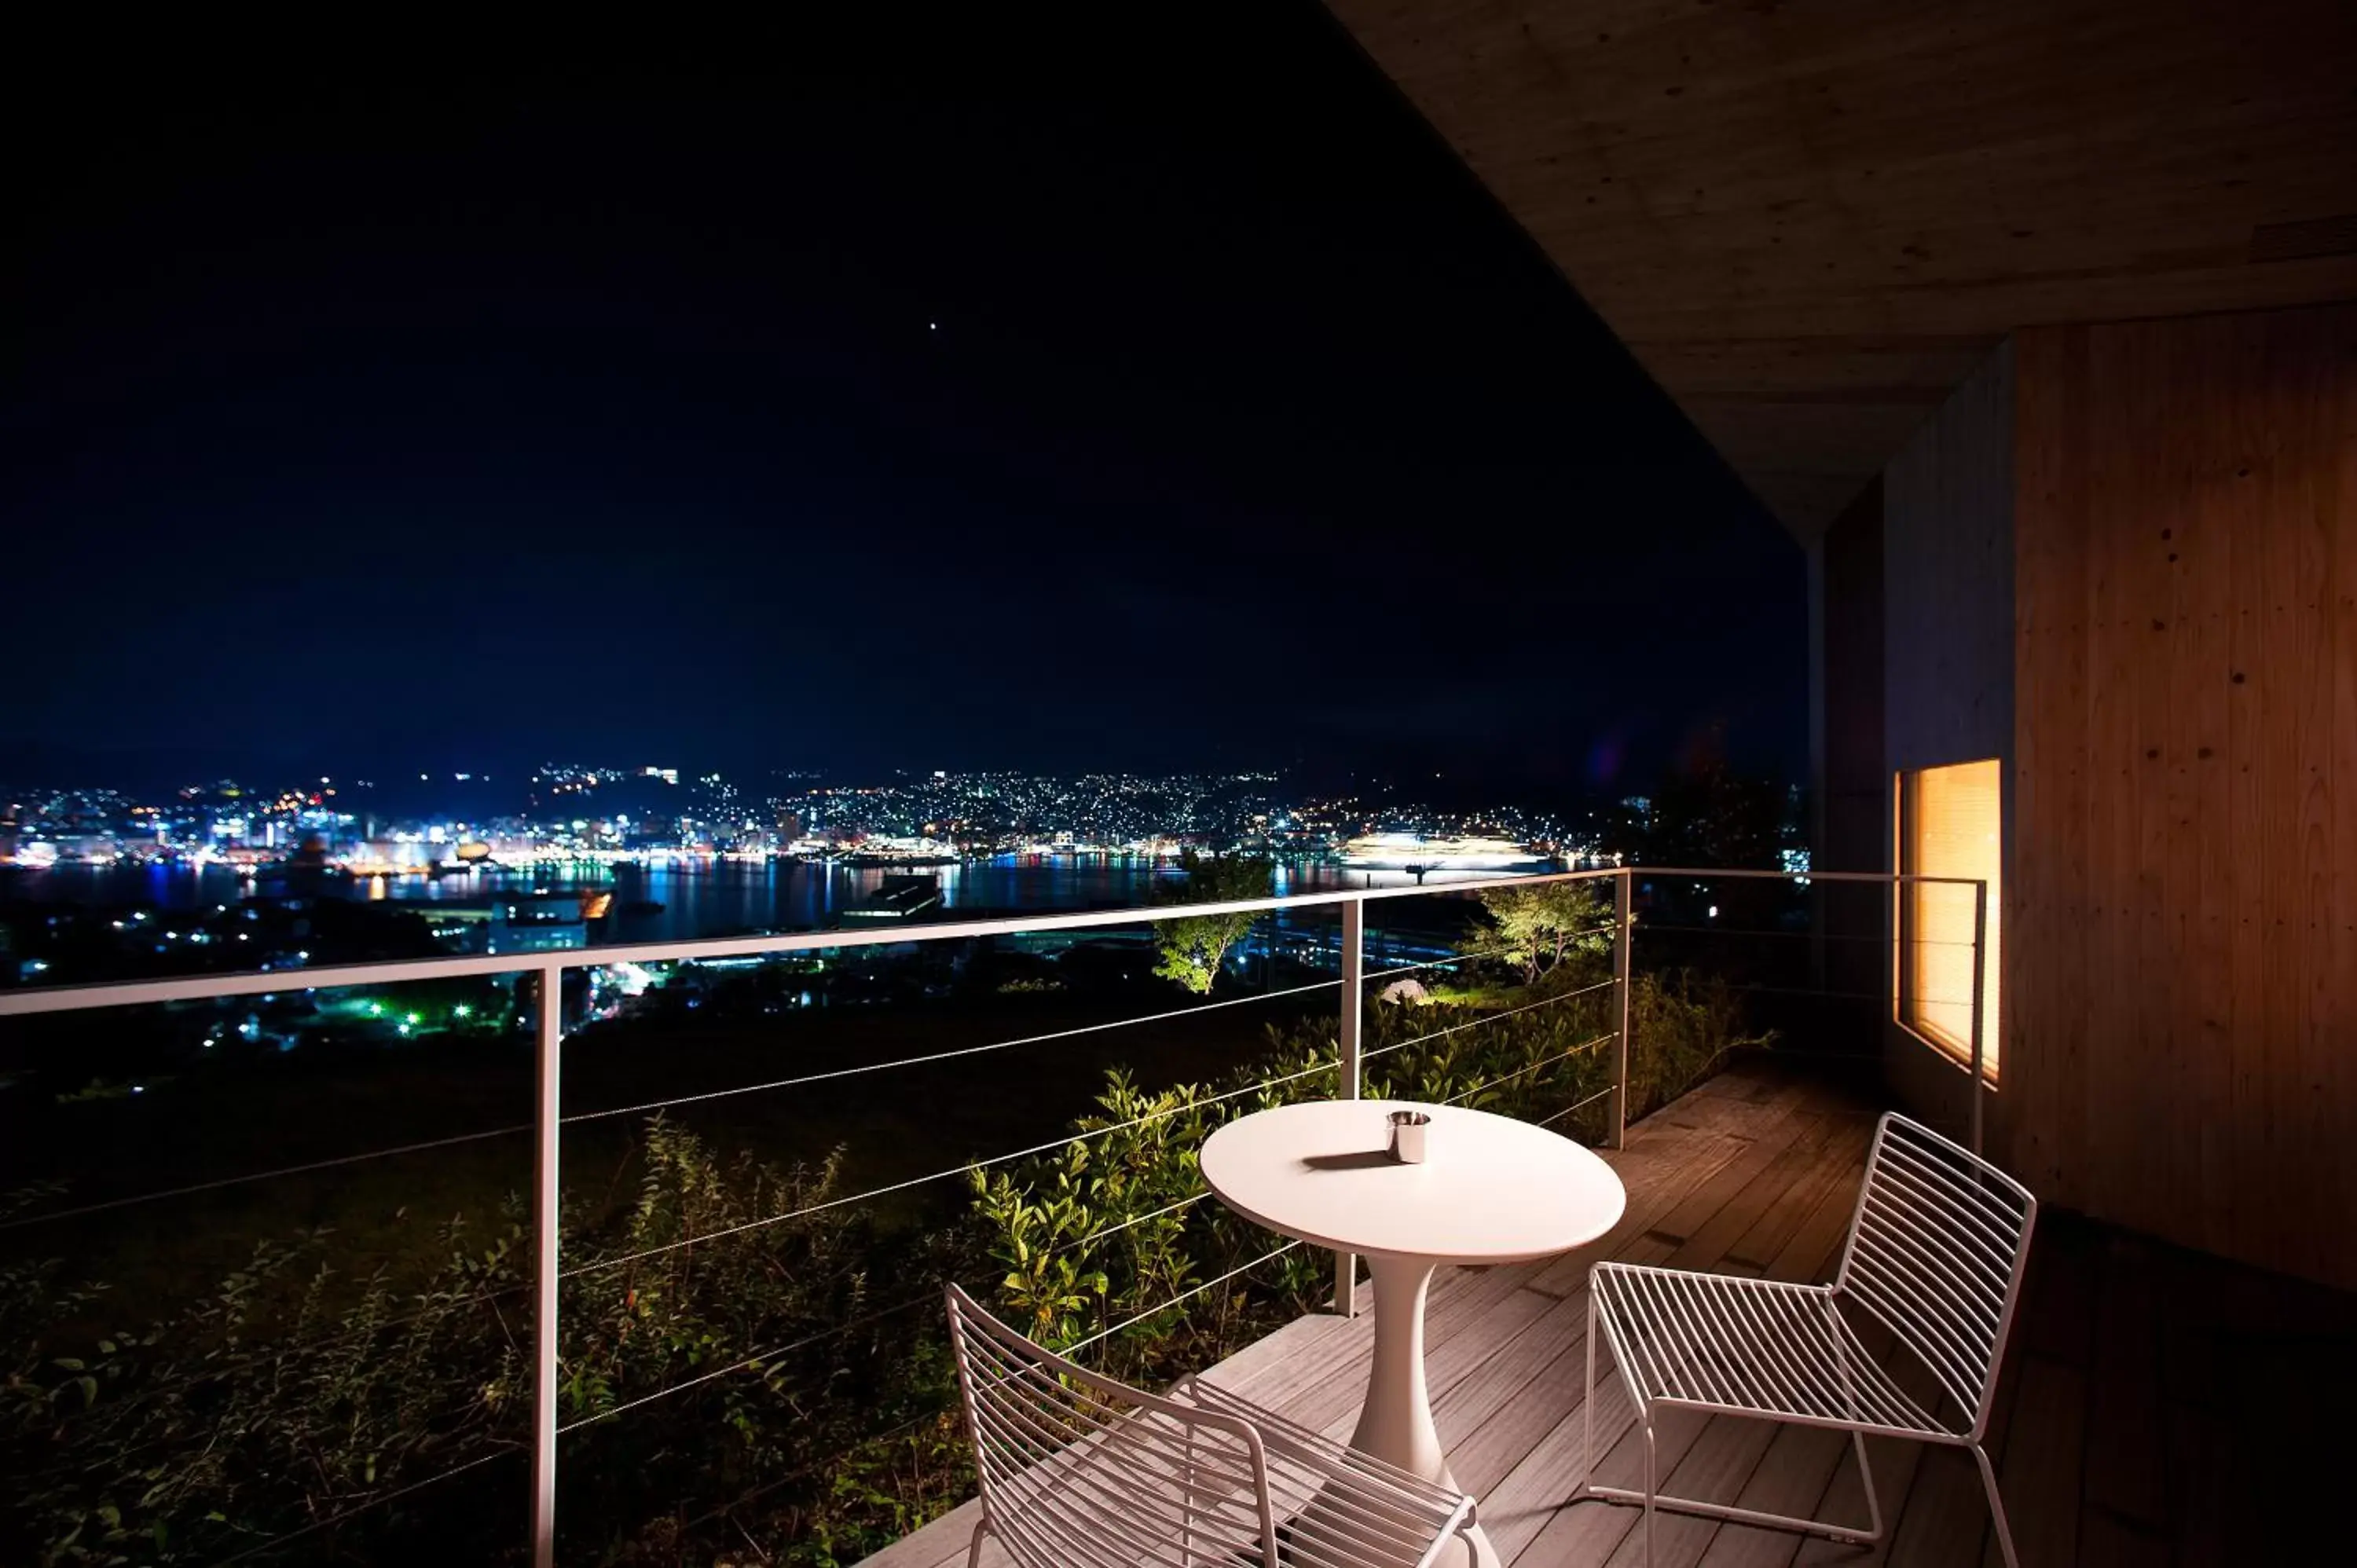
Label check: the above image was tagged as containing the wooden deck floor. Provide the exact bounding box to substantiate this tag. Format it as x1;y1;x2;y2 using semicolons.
860;1057;2357;1567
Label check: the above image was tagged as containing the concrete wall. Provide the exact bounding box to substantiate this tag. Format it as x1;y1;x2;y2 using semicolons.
1809;476;1890;1035
1879;342;2017;1139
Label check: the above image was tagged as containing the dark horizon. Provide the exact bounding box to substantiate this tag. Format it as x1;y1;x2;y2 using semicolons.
4;5;1805;795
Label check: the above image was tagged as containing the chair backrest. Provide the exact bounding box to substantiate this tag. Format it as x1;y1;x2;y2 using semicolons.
1832;1112;2037;1438
944;1284;1281;1568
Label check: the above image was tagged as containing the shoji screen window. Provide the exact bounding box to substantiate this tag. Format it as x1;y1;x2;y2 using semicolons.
1896;759;2000;1081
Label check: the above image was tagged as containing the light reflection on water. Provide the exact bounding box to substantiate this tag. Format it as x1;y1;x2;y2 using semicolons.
6;855;1514;947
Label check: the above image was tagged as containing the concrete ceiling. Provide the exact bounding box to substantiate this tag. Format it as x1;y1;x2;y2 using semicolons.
1322;0;2357;542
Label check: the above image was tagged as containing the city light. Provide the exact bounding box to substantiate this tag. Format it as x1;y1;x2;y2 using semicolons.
0;764;1612;988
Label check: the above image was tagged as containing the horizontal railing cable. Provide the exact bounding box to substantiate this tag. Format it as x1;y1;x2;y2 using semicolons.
563;1225;1296;1435
1440;1031;1616;1106
1357;921;1618;984
0;1122;534;1232
1057;1190;1211;1252
0;965;1639;1235
564;976;1343;1126
563;1057;1342;1279
85;1279;535;1423
661;1240;1305;1541
1707;981;1976;1006
212;1446;520;1565
556;1290;942;1435
1062;1239;1305;1359
1358;941;1519;982
1636;922;1973;946
1642;922;1982;949
1;982;1356;1231
1537;1083;1620;1128
1362;973;1620;1062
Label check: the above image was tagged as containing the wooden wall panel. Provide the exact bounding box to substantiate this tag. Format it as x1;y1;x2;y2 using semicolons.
2012;306;2357;1289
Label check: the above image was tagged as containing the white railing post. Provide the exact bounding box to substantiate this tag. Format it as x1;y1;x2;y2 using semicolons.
532;961;563;1568
1968;881;1988;1159
1333;896;1364;1317
1611;870;1633;1150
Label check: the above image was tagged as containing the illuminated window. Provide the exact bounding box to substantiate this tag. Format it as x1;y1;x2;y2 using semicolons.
1895;759;2000;1082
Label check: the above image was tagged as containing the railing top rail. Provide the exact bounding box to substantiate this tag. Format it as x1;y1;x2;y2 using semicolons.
0;866;1620;1017
0;863;1985;1018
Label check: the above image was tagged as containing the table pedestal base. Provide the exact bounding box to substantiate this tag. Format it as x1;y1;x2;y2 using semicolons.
1347;1255;1500;1568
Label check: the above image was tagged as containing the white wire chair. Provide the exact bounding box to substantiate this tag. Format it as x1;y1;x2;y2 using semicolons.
945;1284;1478;1568
1581;1112;2038;1566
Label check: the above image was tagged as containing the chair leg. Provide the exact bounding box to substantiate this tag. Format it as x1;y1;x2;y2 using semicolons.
1585;1420;1881;1544
1582;1296;1875;1549
1974;1443;2021;1568
966;1517;990;1568
1854;1429;1885;1543
1582;1293;1598;1494
1641;1420;1658;1567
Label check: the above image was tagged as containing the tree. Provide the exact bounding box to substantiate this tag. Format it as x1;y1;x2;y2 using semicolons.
1467;880;1614;985
1150;852;1271;995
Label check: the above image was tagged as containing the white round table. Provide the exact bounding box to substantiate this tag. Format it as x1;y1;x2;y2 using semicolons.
1200;1099;1626;1568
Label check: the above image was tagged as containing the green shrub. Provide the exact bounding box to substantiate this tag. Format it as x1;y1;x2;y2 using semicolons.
0;1126;976;1566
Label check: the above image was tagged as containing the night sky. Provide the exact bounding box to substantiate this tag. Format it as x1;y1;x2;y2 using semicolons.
4;5;1803;797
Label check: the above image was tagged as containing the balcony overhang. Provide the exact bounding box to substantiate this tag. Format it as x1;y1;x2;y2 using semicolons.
1321;0;2357;544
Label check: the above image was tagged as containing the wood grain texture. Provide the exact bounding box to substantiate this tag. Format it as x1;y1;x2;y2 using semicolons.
2011;304;2357;1289
1321;0;2357;540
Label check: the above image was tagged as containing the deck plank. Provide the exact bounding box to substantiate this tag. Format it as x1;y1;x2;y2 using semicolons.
853;1061;2357;1568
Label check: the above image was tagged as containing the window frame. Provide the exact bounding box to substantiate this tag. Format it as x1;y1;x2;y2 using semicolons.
1893;760;2001;1085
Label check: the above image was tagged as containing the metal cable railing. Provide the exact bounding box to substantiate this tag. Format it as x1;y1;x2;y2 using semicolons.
212;1448;520;1566
1536;1083;1620;1128
0;966;1345;1233
1362;973;1620;1062
0;864;1992;1568
0;1122;537;1231
60;1277;535;1424
641;1235;1322;1548
1063;1239;1307;1359
1061;1189;1213;1249
556;1289;945;1436
1359;940;1519;981
1438;1030;1618;1107
563;1053;1345;1280
563;974;1344;1126
1638;921;1974;946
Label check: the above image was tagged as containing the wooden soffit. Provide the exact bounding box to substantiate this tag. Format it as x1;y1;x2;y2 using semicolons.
1324;0;2357;542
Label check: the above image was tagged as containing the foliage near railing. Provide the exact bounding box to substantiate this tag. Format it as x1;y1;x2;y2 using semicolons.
0;956;1763;1565
0;1125;978;1566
